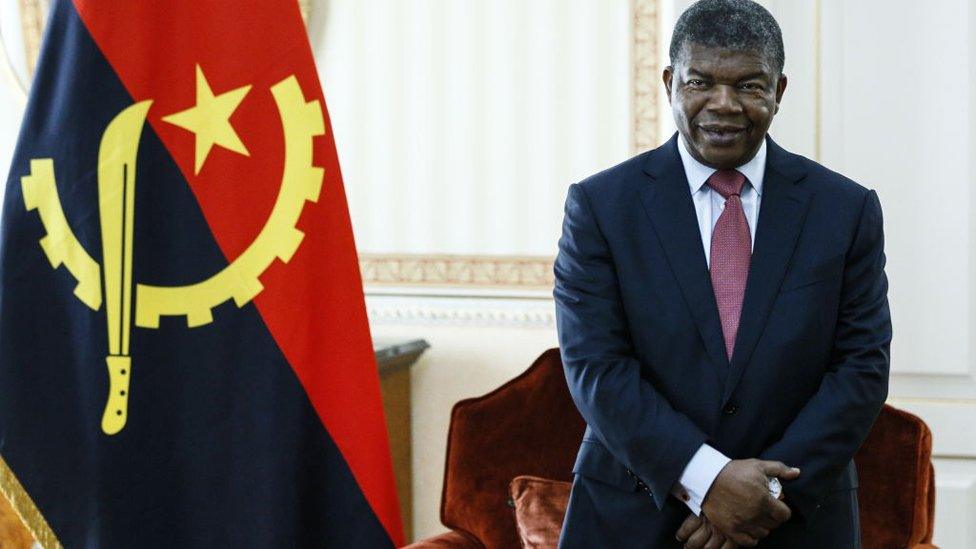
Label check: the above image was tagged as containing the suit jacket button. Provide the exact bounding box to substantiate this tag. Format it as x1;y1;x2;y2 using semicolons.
723;403;738;415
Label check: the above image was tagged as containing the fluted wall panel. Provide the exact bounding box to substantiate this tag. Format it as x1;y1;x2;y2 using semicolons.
313;0;632;256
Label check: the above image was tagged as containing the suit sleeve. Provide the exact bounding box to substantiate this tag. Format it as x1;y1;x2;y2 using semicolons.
553;183;708;510
759;190;891;520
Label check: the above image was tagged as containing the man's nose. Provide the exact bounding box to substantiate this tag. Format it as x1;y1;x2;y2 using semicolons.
706;84;744;114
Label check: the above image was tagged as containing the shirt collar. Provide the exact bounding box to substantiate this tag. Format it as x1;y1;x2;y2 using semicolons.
677;134;767;197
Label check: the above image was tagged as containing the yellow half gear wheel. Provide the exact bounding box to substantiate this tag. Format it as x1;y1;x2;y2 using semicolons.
21;158;103;311
134;75;325;328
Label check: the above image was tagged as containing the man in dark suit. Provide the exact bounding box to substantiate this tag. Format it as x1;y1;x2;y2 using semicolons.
553;1;890;547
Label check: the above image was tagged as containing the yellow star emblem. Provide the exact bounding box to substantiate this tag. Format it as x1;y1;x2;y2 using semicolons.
162;64;252;175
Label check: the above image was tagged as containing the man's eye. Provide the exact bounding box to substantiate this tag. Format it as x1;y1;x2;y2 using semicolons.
741;83;763;91
688;79;706;87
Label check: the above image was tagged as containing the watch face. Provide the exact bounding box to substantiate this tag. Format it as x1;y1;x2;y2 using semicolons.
768;477;783;499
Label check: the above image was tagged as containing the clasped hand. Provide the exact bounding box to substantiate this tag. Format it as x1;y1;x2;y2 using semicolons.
675;459;800;548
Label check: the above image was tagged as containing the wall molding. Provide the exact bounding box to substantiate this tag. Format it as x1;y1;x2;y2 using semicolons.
928;458;976;548
17;0;46;78
365;294;555;329
632;0;660;154
360;254;554;290
889;399;976;458
889;371;976;401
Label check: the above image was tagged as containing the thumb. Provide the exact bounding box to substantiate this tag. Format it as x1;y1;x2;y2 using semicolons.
760;460;801;480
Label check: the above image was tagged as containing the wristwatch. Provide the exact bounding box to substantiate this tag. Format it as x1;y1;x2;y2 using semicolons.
767;477;782;499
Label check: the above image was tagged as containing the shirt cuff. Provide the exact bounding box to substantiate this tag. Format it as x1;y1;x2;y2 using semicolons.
670;443;731;515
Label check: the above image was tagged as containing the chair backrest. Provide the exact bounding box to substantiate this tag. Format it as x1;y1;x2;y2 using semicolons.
440;348;585;548
437;350;937;549
855;404;936;549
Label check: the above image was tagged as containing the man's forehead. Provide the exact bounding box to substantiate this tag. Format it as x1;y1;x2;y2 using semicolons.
677;43;775;75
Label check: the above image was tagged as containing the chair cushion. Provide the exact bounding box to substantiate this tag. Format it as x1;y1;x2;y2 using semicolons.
509;476;572;548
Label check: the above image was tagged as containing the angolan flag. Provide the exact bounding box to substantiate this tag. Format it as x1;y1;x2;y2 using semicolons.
0;0;402;546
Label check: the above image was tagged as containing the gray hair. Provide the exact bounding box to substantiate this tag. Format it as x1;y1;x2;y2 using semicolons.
670;0;785;73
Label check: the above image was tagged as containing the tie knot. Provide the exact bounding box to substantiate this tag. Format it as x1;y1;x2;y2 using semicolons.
706;169;746;199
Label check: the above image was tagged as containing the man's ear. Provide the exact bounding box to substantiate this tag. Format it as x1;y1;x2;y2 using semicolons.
774;73;788;113
663;66;675;104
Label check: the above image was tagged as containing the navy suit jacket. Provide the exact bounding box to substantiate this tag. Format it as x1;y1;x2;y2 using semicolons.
553;135;890;547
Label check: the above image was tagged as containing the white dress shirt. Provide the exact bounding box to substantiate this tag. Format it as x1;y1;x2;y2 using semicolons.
669;136;767;515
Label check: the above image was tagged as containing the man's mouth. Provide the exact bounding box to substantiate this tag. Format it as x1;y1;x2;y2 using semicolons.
698;124;747;146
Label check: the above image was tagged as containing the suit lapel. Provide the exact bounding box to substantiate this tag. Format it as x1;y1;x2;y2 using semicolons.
639;136;730;379
722;138;813;404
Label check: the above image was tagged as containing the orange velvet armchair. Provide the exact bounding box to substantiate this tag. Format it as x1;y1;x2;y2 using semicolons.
406;348;936;548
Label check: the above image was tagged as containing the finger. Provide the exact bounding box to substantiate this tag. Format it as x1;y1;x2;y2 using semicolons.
744;524;770;540
779;467;801;480
685;522;712;549
720;540;738;549
703;525;727;549
729;532;759;547
753;513;780;530
703;533;724;549
676;515;703;542
766;497;793;524
759;460;801;480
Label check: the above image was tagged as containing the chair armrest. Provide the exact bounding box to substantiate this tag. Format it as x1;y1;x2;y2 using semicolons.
403;529;483;548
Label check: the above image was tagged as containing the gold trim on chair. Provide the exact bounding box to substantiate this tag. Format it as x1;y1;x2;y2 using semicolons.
0;455;61;548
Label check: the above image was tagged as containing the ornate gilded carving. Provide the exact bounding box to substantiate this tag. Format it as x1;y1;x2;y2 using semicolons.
360;254;555;290
18;0;47;78
632;0;660;155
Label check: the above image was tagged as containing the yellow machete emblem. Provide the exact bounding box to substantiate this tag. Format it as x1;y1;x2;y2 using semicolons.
20;74;325;435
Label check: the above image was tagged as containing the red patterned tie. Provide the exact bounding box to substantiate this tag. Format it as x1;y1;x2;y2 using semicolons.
707;169;751;361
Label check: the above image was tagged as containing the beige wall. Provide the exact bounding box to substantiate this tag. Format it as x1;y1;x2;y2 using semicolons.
313;0;632;258
371;312;557;541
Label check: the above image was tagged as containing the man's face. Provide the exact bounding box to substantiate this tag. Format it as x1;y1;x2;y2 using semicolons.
663;43;787;170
